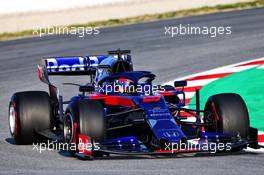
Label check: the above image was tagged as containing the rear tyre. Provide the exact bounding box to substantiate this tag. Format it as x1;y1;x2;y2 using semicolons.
64;100;105;154
204;93;249;151
9;91;52;145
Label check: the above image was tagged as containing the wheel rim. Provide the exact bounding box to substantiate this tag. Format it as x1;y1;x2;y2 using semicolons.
204;102;218;132
64;113;74;144
9;105;16;135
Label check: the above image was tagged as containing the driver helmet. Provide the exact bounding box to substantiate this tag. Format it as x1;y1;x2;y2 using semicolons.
114;78;136;94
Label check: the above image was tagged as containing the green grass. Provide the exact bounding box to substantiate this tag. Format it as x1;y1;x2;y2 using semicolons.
1;0;264;41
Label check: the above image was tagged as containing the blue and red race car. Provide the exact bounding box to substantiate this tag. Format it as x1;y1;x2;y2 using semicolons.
8;49;260;159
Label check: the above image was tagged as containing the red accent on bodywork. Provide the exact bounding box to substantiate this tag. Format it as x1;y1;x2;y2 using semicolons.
37;66;43;80
105;96;135;107
143;96;161;102
88;94;136;107
159;91;174;96
118;78;131;82
258;134;264;143
88;94;106;99
78;134;93;157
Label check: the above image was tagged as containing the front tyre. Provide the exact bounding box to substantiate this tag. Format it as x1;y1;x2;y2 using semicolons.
204;93;249;138
64;100;106;155
204;93;250;152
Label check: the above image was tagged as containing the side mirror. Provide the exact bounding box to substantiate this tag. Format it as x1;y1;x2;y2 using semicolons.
162;85;175;91
79;85;95;93
174;80;187;88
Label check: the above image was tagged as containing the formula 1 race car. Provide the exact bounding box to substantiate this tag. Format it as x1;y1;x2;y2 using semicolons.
8;49;260;159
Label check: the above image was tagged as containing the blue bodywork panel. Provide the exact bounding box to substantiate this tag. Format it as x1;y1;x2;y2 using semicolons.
100;136;148;152
133;96;186;143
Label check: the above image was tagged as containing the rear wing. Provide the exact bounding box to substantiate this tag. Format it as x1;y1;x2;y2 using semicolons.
37;49;132;102
40;56;106;74
38;56;107;84
38;53;132;84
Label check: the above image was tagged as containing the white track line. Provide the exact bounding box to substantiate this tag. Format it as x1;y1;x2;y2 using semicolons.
173;58;264;81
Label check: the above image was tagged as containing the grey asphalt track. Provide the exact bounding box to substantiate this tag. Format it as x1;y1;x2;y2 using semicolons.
1;7;264;175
